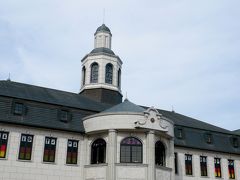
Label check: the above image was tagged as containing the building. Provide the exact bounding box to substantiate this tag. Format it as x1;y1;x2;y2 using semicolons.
0;24;239;180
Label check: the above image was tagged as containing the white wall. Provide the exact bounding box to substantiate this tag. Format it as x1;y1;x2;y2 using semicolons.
0;123;83;180
175;147;240;180
3;122;239;180
81;54;122;93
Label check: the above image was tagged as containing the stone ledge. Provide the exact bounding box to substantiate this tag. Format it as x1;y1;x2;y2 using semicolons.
84;163;108;168
156;165;172;171
115;163;148;167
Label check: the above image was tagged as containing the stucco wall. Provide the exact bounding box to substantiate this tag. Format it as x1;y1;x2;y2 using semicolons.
175;147;240;180
0;123;83;180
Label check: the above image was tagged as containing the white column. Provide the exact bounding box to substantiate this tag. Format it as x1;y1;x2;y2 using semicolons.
169;139;175;180
107;129;117;180
147;130;155;180
82;135;88;180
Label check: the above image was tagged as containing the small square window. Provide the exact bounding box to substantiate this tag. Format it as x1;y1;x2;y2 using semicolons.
204;133;213;144
232;137;238;148
176;128;183;139
14;102;24;115
60;110;68;121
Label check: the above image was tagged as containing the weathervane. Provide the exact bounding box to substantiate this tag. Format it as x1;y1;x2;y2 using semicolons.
7;73;11;81
103;8;105;24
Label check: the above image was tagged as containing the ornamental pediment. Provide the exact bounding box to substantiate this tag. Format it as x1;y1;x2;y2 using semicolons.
134;107;168;132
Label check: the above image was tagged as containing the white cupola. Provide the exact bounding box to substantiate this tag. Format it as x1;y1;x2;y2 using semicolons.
79;24;123;105
94;24;112;49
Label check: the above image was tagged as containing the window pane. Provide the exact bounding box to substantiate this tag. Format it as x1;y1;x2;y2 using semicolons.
91;139;106;164
228;160;235;179
18;134;34;160
214;158;221;177
82;66;86;85
43;137;57;162
60;110;69;122
118;69;121;87
200;156;208;176
155;141;165;166
105;64;113;84
91;63;99;83
174;153;178;174
0;132;9;158
14;103;24;115
120;137;142;163
185;154;193;175
66;139;78;164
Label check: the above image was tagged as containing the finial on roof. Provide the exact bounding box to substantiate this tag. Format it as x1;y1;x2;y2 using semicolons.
7;73;11;81
171;105;175;113
124;91;129;101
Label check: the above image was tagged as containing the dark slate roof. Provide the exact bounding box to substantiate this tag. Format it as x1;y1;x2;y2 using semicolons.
103;99;145;113
95;24;111;35
174;126;240;154
156;109;232;134
233;129;240;135
0;98;88;133
90;47;115;55
0;80;239;154
141;106;240;154
0;80;110;112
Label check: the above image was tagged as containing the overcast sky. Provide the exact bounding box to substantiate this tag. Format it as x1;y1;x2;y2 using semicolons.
0;0;239;131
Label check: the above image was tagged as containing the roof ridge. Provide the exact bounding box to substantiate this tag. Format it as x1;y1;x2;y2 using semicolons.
0;80;78;96
0;80;111;111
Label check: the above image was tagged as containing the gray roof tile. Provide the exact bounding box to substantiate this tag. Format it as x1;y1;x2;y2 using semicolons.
103;99;145;113
90;47;115;55
0;80;110;112
95;24;111;35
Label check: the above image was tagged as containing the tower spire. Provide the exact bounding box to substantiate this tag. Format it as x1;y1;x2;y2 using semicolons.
103;8;105;24
7;73;11;81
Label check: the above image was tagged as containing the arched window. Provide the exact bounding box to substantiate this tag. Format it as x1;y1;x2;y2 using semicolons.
82;66;86;85
120;137;142;163
118;69;121;88
155;141;165;166
90;63;99;83
91;139;106;164
105;63;113;84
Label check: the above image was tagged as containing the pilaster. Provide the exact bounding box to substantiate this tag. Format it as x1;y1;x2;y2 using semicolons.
147;130;155;180
107;129;117;180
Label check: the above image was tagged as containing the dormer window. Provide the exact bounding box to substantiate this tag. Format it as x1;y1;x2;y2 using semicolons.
204;133;213;144
175;127;184;139
59;110;71;122
13;102;26;116
232;137;239;148
14;102;24;115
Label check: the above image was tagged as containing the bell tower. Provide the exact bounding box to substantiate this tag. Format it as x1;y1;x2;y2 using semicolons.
79;24;123;105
